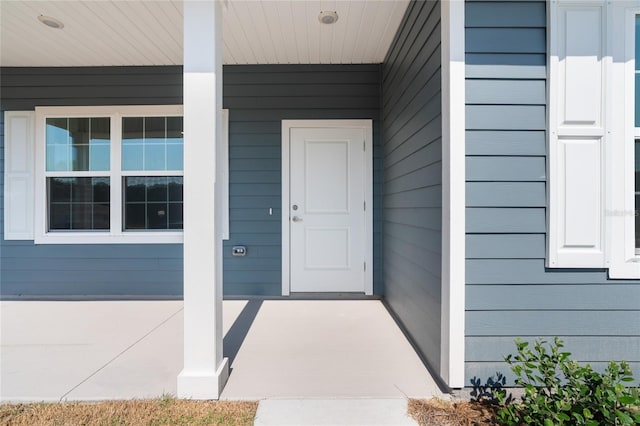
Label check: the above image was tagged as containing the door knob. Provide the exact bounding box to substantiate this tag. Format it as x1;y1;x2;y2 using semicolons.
292;216;302;222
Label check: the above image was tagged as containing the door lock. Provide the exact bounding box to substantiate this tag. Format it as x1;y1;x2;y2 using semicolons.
292;216;302;222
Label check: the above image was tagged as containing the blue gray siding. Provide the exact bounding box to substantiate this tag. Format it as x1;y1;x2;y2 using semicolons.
382;1;443;374
0;65;383;297
465;0;640;384
0;67;183;297
223;64;383;296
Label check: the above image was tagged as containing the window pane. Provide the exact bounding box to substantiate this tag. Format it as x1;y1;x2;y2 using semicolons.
636;16;640;71
125;176;146;202
145;117;166;143
147;177;168;202
168;177;183;202
144;144;166;170
167;117;183;143
49;177;72;203
46;117;110;172
93;203;110;229
168;203;183;229
90;144;110;171
93;178;110;203
636;195;640;248
72;203;93;229
147;203;169;229
72;144;90;171
167;144;183;170
73;178;94;202
122;117;144;144
46;118;69;145
122;144;143;171
47;177;110;231
68;118;89;145
46;145;70;171
121;116;182;171
636;73;640;128
90;118;110;145
125;204;146;230
49;204;71;230
123;176;183;230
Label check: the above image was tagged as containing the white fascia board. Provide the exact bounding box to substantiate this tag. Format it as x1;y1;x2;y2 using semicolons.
440;0;466;389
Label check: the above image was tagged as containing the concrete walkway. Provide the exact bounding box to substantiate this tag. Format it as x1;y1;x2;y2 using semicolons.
1;300;441;423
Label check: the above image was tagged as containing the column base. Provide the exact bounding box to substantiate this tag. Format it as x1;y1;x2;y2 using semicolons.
177;357;229;400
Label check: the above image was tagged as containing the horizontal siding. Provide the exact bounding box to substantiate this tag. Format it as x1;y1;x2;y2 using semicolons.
465;28;546;53
466;105;546;130
466;362;640;386
464;0;640;387
467;285;640;310
1;64;383;298
466;156;545;181
466;131;546;156
466;80;545;105
466;182;546;207
466;54;546;79
466;234;545;259
466;311;640;336
467;259;638;285
0;66;183;297
467;336;640;362
382;1;443;375
467;208;546;233
224;64;383;296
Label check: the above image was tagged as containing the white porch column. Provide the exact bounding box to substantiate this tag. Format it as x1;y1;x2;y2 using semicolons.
178;0;228;399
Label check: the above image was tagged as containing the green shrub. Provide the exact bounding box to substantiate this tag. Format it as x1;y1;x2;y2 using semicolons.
495;337;640;425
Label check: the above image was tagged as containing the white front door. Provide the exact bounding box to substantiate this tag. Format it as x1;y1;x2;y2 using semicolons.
288;126;367;292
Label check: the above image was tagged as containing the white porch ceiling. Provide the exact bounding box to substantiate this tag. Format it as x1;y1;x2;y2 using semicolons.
0;0;410;67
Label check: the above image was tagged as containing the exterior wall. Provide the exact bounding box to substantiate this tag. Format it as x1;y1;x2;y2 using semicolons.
0;67;183;297
381;1;443;373
223;64;383;296
464;0;640;384
0;64;383;298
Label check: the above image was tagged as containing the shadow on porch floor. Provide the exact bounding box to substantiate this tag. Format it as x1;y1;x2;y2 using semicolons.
0;300;443;401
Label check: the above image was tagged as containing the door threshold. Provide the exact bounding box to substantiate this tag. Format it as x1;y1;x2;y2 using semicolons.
225;293;382;301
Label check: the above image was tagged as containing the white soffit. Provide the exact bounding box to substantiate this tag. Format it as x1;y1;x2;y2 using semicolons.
0;0;410;67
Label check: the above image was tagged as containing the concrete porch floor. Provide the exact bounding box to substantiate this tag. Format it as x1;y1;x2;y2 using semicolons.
0;300;443;402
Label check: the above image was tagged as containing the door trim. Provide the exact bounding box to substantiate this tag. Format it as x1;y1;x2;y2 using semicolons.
281;119;373;296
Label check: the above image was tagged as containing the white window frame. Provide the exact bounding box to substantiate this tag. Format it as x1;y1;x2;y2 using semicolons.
608;3;640;278
34;105;185;244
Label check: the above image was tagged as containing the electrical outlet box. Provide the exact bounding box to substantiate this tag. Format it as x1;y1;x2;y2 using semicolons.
232;246;247;256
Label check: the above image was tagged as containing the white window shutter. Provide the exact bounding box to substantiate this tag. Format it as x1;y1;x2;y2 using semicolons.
548;1;606;267
4;111;35;240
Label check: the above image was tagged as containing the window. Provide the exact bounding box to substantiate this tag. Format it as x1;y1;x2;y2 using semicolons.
120;116;184;231
34;106;184;244
608;4;640;278
45;117;111;231
549;1;640;278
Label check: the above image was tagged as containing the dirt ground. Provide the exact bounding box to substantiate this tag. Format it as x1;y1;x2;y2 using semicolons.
0;398;258;426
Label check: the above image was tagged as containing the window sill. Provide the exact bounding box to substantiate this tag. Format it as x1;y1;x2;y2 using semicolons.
34;232;183;245
609;258;640;279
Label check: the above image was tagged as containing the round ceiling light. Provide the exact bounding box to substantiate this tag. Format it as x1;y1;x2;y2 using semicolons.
318;11;339;25
38;15;64;29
